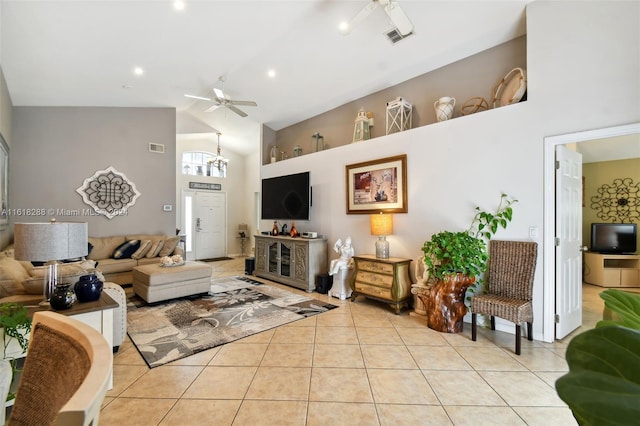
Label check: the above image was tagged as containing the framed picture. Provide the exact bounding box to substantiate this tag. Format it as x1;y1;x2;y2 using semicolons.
345;154;407;214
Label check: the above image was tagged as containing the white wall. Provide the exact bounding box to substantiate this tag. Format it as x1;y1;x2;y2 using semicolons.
259;1;640;341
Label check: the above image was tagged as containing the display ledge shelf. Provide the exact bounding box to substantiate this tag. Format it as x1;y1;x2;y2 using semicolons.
264;98;528;165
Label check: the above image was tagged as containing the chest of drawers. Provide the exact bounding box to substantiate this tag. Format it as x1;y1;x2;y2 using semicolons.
350;254;412;314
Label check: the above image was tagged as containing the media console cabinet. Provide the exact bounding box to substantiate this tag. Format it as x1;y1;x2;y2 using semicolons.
254;235;327;292
584;252;640;288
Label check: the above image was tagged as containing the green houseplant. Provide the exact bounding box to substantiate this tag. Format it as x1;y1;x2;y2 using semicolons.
555;289;640;425
418;194;516;332
0;302;32;402
421;193;517;282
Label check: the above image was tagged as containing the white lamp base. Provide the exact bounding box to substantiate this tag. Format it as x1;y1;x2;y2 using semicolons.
375;236;390;259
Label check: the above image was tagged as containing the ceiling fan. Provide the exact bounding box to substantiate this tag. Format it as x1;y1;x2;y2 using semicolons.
185;76;257;117
340;0;414;42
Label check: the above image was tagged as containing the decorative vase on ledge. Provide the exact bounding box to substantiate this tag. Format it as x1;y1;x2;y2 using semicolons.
434;96;456;122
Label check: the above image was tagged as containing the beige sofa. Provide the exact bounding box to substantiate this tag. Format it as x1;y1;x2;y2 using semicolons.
88;234;184;286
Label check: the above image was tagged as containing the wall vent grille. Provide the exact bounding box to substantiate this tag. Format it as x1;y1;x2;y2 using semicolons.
149;143;165;154
385;28;413;44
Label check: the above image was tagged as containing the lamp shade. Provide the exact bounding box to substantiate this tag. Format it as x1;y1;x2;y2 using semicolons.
14;222;88;262
370;213;393;236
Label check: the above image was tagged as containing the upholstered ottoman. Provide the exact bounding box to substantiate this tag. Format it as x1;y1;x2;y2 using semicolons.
132;261;212;303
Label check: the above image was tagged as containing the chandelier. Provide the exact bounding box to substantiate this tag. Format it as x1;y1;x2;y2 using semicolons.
211;132;229;171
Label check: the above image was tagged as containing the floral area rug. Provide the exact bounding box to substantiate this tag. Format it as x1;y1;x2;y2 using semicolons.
126;276;338;368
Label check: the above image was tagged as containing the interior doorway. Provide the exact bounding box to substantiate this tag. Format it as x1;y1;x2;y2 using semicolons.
543;123;640;343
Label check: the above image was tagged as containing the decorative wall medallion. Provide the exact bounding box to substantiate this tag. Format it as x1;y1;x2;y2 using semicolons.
590;177;639;223
76;166;141;219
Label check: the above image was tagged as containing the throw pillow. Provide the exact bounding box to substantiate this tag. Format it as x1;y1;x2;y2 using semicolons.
158;236;180;257
88;236;126;260
0;257;30;296
131;240;152;260
146;240;165;258
113;240;141;259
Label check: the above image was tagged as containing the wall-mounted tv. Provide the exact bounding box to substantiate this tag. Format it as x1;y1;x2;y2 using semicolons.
590;223;637;254
261;172;311;220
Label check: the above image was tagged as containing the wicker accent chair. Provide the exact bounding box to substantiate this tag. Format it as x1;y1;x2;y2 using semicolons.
7;311;113;426
470;240;538;355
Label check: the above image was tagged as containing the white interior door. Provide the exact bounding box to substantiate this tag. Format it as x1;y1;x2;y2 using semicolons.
555;145;583;339
194;191;227;260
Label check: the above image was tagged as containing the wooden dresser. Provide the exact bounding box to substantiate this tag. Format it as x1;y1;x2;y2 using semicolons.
350;254;412;314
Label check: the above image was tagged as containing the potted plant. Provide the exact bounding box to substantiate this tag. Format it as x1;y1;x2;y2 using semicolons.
419;194;516;332
0;302;31;402
555;289;640;424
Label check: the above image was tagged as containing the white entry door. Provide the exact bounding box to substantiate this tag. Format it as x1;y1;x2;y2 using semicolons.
194;191;227;260
555;145;583;339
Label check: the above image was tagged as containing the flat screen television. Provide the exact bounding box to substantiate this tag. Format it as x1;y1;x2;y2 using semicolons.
261;172;311;220
590;223;637;254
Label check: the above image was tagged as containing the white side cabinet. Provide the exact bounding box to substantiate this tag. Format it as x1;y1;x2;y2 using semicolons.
584;252;640;287
254;235;327;292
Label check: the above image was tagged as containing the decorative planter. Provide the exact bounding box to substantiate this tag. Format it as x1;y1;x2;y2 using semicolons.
416;273;475;333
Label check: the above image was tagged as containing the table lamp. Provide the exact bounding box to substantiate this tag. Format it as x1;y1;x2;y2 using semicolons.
370;213;393;259
14;220;88;305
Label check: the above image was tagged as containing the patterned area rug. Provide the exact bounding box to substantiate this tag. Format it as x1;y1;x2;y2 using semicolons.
127;276;338;368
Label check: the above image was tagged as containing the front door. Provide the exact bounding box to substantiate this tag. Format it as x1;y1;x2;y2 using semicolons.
194;191;227;260
555;145;583;339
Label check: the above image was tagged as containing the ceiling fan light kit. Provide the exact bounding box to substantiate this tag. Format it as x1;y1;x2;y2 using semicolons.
185;76;257;117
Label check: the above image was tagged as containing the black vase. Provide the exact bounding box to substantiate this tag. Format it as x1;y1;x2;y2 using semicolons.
74;274;104;303
50;284;76;310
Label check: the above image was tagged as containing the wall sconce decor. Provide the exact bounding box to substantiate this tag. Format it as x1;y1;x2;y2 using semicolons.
590;177;639;223
76;166;141;219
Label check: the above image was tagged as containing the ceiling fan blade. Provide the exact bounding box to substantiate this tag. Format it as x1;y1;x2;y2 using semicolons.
384;1;413;36
229;100;257;107
213;87;225;101
342;0;378;34
227;105;248;117
185;94;212;101
204;104;221;113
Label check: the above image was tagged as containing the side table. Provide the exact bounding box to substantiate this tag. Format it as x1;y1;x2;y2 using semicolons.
5;293;118;390
350;255;412;314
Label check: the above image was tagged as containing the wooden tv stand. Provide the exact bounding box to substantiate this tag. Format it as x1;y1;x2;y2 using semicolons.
584;252;640;288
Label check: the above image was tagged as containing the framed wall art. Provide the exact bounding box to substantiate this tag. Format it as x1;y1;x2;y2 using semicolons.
345;154;407;214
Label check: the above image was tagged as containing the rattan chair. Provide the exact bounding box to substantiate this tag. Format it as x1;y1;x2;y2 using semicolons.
471;240;538;355
7;311;113;426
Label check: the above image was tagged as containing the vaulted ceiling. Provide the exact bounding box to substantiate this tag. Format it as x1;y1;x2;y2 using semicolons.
1;1;532;154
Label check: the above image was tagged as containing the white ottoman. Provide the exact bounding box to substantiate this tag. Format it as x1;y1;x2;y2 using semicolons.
132;261;212;303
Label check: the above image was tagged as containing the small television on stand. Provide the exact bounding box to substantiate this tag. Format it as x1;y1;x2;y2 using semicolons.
590;223;637;254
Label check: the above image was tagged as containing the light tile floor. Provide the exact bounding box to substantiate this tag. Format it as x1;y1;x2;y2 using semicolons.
100;258;607;425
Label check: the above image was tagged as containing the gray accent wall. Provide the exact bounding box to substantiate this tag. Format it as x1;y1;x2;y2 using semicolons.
11;107;176;237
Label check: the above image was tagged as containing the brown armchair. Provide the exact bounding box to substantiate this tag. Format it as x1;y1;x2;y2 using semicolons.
7;311;112;425
470;240;538;355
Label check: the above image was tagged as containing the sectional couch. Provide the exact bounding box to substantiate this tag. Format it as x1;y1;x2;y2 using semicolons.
87;234;184;286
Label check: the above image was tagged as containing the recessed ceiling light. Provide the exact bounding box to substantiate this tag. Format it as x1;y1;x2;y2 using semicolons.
133;67;144;76
338;21;350;34
174;1;185;11
267;69;276;78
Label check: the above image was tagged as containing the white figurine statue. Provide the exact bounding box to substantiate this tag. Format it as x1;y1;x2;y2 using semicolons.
329;237;354;276
329;237;355;300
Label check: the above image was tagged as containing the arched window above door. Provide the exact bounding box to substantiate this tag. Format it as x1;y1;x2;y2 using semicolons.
182;151;227;178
